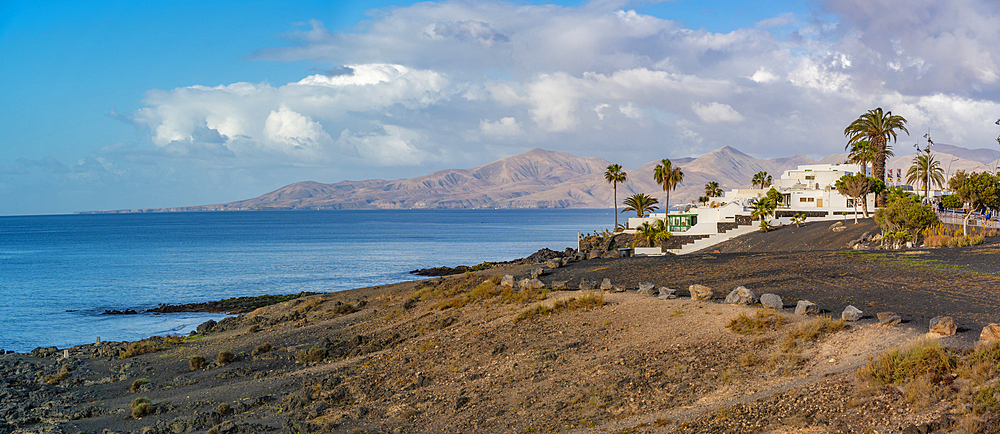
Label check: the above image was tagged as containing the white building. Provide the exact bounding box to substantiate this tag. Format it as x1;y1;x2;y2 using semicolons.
624;163;877;255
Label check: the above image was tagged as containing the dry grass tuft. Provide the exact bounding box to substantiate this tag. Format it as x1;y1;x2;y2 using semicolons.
130;378;149;393
781;316;846;352
120;335;185;359
514;293;605;322
252;343;273;356
189;355;206;370
858;339;956;386
726;309;785;335
296;345;327;363
44;364;72;385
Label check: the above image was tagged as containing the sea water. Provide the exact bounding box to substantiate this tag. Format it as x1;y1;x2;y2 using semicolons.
0;209;612;353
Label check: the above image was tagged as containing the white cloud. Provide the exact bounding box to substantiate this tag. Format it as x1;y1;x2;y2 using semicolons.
691;102;745;123
480;117;522;136
119;0;1000;181
749;67;779;83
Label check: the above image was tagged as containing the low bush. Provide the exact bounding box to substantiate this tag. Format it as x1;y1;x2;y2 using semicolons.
514;292;604;322
858;339;956;386
726;309;786;335
131;397;152;418
216;350;235;365
44;364;72;385
120;335;185;359
296;345;327;363
130;378;149;393
216;402;232;415
189;355;207;370
252;343;273;356
974;383;1000;414
782;316;845;353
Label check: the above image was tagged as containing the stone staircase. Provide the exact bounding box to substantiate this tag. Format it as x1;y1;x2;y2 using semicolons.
665;224;759;255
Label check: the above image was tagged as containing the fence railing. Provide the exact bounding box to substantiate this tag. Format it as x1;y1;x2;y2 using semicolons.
936;210;1000;229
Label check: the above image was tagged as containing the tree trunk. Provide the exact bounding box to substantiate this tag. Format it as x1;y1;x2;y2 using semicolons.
963;210;971;236
861;193;870;218
854;197;859;224
873;137;887;207
613;185;618;230
664;189;670;216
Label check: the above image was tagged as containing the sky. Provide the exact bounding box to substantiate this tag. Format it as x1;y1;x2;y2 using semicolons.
3;0;1000;215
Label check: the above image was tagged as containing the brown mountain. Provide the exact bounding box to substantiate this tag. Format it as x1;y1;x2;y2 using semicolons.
78;147;816;213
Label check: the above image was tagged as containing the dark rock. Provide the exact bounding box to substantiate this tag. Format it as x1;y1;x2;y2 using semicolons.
877;312;902;326
197;320;217;335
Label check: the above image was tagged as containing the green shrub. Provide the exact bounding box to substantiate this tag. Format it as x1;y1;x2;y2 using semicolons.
216;402;231;415
859;339;956;386
217;350;235;365
974;383;1000;414
189;355;207;370
131;397;152;418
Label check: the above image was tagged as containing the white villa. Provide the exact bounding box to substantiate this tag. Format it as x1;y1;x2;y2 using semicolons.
625;162;878;255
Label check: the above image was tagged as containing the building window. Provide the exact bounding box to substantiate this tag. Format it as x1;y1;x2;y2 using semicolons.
799;197;815;203
805;175;815;180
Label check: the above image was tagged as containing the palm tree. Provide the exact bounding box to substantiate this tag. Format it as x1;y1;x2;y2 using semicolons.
621;193;659;218
846;140;889;176
704;181;723;198
750;198;776;231
835;174;874;223
905;153;945;202
636;219;670;247
751;171;771;189
653;159;684;213
844;107;909;206
604;164;628;230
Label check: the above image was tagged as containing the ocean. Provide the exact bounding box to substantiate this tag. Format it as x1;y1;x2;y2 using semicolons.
0;209;612;353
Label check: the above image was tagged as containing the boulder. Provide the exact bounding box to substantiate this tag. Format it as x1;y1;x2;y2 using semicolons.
612;286;626;293
579;279;597;291
841;305;863;322
979;323;1000;343
929;316;956;336
760;293;783;310
600;278;614;291
546;259;562;269
601;251;621;259
637;282;657;296
657;287;678;299
550;280;570;290
530;268;545;279
829;221;846;232
519;278;545;290
197;319;217;335
500;275;515;288
561;257;572;266
794;300;820;315
688;284;714;300
877;312;902;326
588;250;603;260
724;286;757;305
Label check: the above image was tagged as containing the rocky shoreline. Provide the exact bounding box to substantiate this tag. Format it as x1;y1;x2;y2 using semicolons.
5;222;1000;433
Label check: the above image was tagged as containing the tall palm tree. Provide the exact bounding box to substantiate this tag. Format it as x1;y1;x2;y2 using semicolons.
751;171;772;189
704;181;723;198
905;153;945;201
621;193;659;218
846;140;889;176
653;159;684;213
604;164;628;229
844;107;909;206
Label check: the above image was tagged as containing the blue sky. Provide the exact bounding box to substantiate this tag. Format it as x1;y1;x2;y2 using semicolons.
2;0;999;215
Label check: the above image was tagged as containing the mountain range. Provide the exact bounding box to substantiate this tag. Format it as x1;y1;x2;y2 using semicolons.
79;144;997;213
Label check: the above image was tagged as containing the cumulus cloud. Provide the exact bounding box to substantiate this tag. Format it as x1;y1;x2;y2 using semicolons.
692;102;745;123
480;117;522;136
119;0;1000;181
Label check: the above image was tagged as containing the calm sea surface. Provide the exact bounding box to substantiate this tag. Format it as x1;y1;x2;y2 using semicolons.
0;209;611;353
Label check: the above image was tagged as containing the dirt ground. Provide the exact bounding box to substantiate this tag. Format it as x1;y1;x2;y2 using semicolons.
3;219;1000;434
